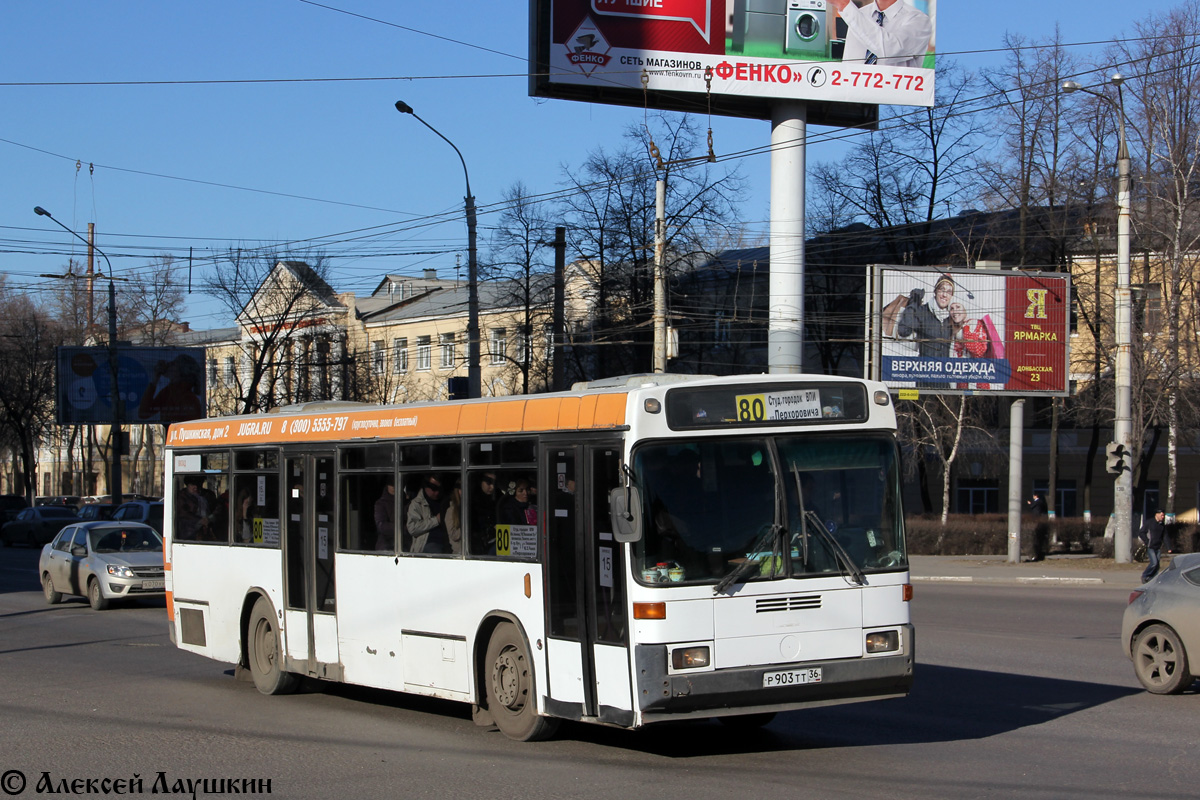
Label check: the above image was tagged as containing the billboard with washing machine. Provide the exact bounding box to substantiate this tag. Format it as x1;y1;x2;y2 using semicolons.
530;0;936;122
866;266;1071;397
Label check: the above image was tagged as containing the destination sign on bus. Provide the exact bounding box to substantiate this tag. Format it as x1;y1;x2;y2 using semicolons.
666;383;867;429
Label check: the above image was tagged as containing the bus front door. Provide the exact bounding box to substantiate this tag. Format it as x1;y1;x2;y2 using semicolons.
544;444;632;725
282;452;342;680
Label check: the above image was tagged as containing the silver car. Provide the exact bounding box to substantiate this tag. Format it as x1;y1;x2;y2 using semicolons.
1121;552;1200;694
38;521;165;610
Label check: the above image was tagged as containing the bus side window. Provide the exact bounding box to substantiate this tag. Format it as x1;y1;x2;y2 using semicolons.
175;474;226;543
339;473;394;553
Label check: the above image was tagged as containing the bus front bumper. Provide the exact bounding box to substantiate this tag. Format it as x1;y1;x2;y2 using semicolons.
634;624;914;721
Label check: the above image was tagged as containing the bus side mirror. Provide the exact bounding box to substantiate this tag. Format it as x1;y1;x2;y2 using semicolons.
609;486;642;543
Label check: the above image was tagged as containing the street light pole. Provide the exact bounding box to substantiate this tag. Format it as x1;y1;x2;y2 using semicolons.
34;206;124;505
394;101;481;400
1062;74;1133;562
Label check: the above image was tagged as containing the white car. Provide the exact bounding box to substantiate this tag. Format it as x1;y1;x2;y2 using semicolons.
38;521;165;610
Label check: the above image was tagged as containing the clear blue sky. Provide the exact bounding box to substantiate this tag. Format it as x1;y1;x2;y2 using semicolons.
0;1;1140;330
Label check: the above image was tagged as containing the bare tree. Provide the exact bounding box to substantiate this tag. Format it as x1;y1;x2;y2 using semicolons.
978;30;1082;269
485;182;557;394
809;62;985;262
204;249;343;414
120;255;187;496
559;113;745;380
0;287;62;501
897;395;998;522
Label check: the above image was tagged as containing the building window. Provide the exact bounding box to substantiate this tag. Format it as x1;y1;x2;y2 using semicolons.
393;338;408;374
370;340;385;376
223;356;236;384
956;480;1000;515
440;333;456;370
543;322;554;361
1132;283;1162;334
489;328;507;365
1032;479;1077;518
208;358;219;385
516;329;529;365
417;336;432;371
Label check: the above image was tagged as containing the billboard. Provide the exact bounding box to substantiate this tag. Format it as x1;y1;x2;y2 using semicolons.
57;346;208;425
530;0;936;122
867;266;1071;397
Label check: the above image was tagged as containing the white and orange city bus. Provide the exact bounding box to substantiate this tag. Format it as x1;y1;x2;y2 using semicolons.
163;373;912;740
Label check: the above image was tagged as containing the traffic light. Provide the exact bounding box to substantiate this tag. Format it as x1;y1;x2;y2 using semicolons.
1105;442;1126;474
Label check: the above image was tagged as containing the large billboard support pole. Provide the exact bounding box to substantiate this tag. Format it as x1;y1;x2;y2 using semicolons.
1008;399;1025;564
768;102;806;374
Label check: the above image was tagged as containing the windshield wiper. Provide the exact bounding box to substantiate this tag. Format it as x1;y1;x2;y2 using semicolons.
803;509;867;586
713;523;783;596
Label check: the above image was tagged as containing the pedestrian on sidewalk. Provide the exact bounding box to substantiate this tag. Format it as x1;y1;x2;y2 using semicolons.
1138;509;1167;583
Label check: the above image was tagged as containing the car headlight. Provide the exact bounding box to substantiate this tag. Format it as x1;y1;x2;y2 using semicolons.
106;565;136;578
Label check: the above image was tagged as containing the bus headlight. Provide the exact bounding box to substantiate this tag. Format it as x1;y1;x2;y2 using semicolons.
671;646;710;670
865;630;899;653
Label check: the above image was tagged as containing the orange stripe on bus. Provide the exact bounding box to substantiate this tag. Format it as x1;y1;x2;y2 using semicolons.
486;400;526;433
524;398;564;431
593;394;627;427
458;403;488;434
166;392;629;446
578;395;599;428
557;397;581;429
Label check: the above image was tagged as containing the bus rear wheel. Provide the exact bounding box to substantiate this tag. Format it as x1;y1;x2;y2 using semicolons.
484;622;558;741
248;597;299;695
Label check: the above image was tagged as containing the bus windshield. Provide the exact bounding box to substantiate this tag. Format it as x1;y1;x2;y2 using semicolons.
632;434;905;585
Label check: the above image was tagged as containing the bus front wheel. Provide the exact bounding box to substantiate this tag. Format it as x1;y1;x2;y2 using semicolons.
248;597;299;696
483;622;558;741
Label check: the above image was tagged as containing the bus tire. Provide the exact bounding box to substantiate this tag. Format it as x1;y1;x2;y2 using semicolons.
484;622;558;742
248;597;299;696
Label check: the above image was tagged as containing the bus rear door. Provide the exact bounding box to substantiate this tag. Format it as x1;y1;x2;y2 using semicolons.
282;451;342;680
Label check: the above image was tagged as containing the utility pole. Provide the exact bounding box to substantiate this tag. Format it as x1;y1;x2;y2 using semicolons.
652;179;667;373
107;279;123;505
552;226;566;392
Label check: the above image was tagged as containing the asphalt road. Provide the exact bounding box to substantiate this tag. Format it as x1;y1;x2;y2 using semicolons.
1;544;1196;800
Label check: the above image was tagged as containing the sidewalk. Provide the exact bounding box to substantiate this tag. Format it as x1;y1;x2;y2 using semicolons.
909;554;1148;588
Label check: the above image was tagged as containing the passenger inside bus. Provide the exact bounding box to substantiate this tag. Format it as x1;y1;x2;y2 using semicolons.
406;474;449;554
374;479;395;551
468;471;497;555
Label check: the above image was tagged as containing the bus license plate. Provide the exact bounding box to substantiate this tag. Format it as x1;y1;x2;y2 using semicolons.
763;668;822;688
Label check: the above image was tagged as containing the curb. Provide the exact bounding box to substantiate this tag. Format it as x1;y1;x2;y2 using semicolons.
912;575;1106;585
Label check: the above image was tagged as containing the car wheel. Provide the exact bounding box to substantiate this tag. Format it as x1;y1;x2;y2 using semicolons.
484;622;559;741
1133;623;1193;694
247;597;299;695
42;572;62;605
87;577;109;611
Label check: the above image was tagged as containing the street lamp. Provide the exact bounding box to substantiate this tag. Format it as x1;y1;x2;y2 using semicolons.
34;206;125;506
1062;74;1133;562
394;101;480;400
